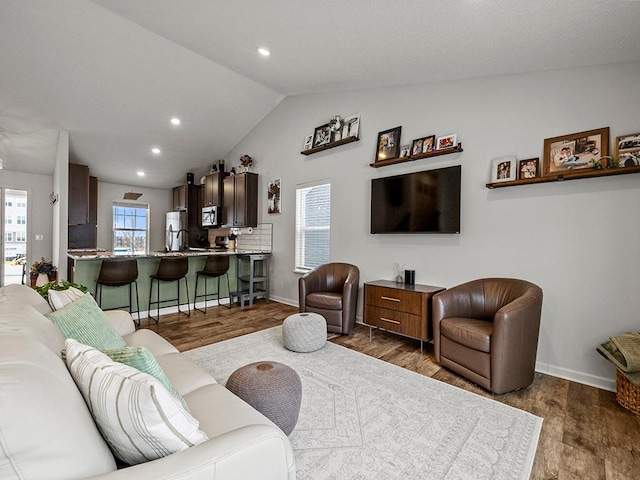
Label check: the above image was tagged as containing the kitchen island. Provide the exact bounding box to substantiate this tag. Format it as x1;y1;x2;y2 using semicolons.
67;249;271;316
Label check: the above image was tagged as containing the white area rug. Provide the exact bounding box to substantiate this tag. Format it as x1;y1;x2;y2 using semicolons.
186;327;542;480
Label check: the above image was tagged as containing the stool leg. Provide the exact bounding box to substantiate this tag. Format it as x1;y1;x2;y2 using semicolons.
223;273;231;309
179;276;190;317
132;280;140;326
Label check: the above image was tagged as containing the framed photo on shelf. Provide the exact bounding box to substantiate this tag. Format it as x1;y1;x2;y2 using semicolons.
342;113;361;139
421;135;435;153
615;132;640;167
411;138;424;155
375;126;402;162
542;127;609;177
491;156;517;182
313;123;332;148
436;134;457;150
518;158;540;180
400;144;411;157
303;134;313;151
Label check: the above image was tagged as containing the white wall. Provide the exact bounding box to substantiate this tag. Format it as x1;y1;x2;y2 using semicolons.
52;130;69;278
96;182;172;253
224;61;640;391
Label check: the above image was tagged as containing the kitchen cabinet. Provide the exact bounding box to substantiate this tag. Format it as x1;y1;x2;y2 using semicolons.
202;172;227;207
172;185;187;211
68;176;98;249
223;172;258;228
68;163;90;225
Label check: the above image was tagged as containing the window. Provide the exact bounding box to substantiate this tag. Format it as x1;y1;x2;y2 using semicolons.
4;201;11;207
16;215;26;225
112;202;149;255
16;232;26;242
5;232;13;242
16;201;26;208
295;181;331;272
5;217;11;225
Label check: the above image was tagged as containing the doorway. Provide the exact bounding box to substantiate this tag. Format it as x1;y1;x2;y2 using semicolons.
1;188;28;286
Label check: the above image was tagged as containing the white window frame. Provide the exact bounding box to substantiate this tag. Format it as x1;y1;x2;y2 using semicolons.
5;232;13;242
294;180;331;273
112;201;150;255
15;232;25;242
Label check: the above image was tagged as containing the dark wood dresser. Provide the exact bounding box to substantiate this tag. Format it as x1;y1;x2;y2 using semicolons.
363;280;445;352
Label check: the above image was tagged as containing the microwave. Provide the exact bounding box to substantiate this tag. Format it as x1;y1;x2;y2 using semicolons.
202;206;219;227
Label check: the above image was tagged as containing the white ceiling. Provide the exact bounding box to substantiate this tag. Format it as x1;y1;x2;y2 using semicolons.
1;0;639;189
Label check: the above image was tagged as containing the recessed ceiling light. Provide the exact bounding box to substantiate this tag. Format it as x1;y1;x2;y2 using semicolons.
151;147;161;155
258;47;270;56
137;171;145;176
170;117;181;126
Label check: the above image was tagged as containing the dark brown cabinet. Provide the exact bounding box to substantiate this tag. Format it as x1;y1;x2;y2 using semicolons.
68;163;90;225
223;172;258;228
69;176;98;249
172;185;187;211
202;172;227;207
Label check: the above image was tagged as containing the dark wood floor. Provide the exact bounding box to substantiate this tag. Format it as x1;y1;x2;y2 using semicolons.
139;300;640;480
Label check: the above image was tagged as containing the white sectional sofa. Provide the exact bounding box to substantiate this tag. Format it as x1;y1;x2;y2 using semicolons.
0;284;295;480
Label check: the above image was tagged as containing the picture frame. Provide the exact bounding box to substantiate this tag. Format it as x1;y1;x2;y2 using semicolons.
411;138;424;155
410;135;435;156
491;156;517;182
615;132;640;167
400;144;411;157
267;179;281;214
342;113;360;139
543;127;609;177
375;126;402;162
436;134;457;150
518;158;540;180
313;123;332;148
303;134;313;151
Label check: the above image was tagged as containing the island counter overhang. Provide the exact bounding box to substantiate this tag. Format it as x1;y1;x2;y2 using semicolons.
67;249;271;315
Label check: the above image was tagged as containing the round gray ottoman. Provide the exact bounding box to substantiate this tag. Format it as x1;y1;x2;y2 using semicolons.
226;361;302;436
283;312;327;352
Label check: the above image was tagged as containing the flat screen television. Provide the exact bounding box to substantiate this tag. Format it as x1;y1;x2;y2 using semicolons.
370;165;461;234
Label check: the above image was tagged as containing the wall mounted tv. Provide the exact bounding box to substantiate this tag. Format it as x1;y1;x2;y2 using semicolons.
370;165;461;234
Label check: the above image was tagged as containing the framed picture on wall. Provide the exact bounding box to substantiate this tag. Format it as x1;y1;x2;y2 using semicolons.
543;127;609;176
303;134;313;151
313;123;332;148
400;144;411;157
491;156;517;182
615;132;640;167
518;158;540;179
267;179;281;214
375;126;402;162
436;134;457;150
342;113;361;139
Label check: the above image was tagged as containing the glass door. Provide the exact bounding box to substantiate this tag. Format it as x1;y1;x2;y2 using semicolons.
2;188;28;286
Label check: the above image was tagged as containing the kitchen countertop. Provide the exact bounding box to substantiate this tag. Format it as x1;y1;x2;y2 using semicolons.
67;249;271;260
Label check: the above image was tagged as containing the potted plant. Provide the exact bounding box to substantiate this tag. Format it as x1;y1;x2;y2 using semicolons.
30;257;57;287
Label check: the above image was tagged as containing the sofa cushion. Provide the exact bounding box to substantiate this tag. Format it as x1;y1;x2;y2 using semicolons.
0;283;52;314
45;293;126;350
0;302;65;354
47;286;85;310
65;339;209;465
102;345;189;410
0;335;116;480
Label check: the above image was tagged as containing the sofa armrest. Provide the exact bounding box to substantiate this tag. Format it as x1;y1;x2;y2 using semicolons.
86;424;294;480
103;310;136;336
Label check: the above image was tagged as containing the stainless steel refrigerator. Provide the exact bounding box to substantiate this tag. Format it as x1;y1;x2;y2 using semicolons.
165;211;187;252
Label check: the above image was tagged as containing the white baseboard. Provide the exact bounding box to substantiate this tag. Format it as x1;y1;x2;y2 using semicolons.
534;362;615;392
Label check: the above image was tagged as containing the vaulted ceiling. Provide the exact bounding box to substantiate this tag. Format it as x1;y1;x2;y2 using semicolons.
1;0;639;189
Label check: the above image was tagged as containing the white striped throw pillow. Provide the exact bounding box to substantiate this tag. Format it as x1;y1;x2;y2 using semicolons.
65;339;208;465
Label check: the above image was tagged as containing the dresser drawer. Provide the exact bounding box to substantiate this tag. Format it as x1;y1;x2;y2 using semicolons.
365;284;422;315
365;305;423;339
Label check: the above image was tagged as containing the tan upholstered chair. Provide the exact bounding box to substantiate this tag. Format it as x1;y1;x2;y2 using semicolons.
432;278;543;394
298;263;360;335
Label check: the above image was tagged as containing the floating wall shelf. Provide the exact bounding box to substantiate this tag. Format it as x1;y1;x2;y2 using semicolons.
300;136;360;156
486;165;640;188
370;144;464;168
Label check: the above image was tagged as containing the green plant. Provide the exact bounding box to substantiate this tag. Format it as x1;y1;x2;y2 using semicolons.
32;280;88;300
30;257;57;275
590;155;619;170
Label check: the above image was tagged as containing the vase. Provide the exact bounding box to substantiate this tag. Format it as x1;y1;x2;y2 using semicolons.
35;273;49;287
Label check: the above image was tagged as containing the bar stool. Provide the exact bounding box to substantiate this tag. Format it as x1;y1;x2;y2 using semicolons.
148;256;190;323
194;255;231;312
95;258;140;325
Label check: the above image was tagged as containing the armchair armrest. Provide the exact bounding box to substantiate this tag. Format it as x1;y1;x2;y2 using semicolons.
87;424;294;480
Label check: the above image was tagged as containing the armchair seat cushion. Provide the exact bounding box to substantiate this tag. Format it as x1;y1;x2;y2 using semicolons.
441;318;492;353
306;292;343;311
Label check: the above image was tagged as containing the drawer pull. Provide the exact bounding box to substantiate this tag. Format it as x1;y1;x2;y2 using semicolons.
380;317;401;325
380;296;400;302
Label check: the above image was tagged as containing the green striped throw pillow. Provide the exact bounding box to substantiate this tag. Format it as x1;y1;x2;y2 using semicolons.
65;339;208;465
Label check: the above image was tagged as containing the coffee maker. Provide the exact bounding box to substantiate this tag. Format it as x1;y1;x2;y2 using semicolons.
214;236;229;249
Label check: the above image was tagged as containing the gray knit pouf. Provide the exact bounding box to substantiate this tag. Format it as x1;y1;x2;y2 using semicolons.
226;361;302;436
282;312;327;352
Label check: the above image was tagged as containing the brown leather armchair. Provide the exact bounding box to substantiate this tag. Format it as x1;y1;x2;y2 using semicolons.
298;263;360;335
432;278;543;394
